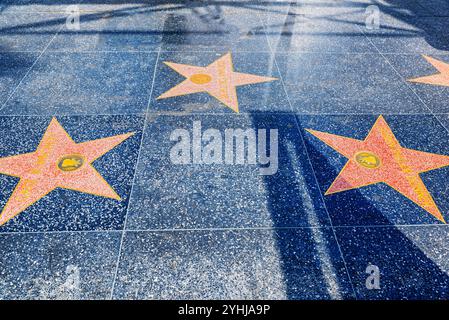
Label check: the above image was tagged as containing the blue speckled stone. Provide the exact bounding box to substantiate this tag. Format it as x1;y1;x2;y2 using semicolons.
38;2;271;53
0;12;62;51
386;54;449;113
126;113;330;230
0;231;121;300
415;0;449;16
112;229;355;299
335;225;449;299
48;6;165;52
276;52;426;114
157;4;270;52
0;51;38;106
361;0;436;17
1;0;449;300
262;11;377;54
361;13;449;54
0;52;158;115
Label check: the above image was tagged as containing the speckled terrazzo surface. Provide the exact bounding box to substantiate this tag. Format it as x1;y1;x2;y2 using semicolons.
1;0;449;300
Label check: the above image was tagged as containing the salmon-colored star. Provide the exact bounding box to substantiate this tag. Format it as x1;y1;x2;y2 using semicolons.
0;118;134;226
307;115;449;223
156;52;277;113
408;55;449;87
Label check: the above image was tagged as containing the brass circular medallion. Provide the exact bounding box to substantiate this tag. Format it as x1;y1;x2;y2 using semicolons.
190;73;212;85
355;151;381;169
58;155;84;172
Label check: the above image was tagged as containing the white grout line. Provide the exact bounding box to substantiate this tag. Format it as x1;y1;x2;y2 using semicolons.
0;23;65;112
1;111;449;117
291;115;360;299
355;23;449;142
2;111;449;117
108;47;161;300
257;7;358;300
0;229;123;236
1;222;447;236
3;49;449;55
0;110;449;118
1;3;448;300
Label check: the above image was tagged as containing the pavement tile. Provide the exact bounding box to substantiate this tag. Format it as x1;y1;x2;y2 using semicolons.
0;12;63;51
126;113;330;230
276;53;426;114
0;51;38;105
1;0;449;300
298;114;449;226
336;225;449;299
362;13;449;54
112;228;354;299
0;231;121;300
0;51;158;115
0;115;144;232
263;13;377;54
385;53;449;113
150;51;290;114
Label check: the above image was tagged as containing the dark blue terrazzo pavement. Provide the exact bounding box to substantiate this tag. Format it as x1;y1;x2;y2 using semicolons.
1;0;449;300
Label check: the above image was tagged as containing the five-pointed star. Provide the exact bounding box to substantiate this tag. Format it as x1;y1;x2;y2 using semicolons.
408;55;449;87
307;115;449;223
156;52;277;112
0;118;134;226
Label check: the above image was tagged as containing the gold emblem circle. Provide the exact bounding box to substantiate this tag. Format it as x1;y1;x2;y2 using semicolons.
190;73;212;85
57;155;85;172
355;151;381;169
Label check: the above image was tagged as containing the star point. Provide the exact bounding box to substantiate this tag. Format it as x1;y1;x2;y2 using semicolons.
407;55;449;87
307;115;449;223
0;119;133;226
157;52;277;112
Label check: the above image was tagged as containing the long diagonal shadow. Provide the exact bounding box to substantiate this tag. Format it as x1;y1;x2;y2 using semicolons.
250;113;449;299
